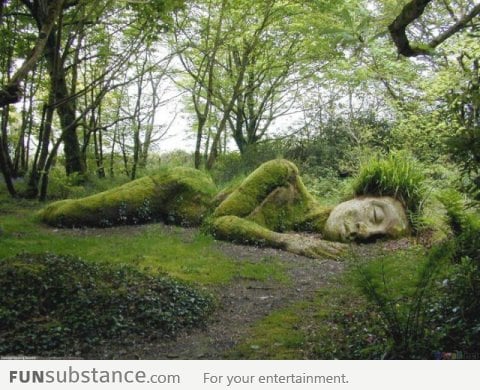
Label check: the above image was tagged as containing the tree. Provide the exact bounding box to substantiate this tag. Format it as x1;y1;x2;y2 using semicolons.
174;0;309;169
388;0;480;57
1;0;183;198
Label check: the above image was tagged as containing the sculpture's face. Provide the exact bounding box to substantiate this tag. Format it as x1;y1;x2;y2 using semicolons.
323;197;409;242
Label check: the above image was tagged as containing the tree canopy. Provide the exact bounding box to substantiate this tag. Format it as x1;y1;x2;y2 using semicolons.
0;0;479;199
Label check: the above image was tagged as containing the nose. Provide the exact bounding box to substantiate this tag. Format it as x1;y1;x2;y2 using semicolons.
346;222;367;240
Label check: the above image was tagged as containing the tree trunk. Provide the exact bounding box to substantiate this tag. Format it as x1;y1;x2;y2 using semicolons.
0;133;16;197
43;18;85;176
26;96;55;198
0;0;64;107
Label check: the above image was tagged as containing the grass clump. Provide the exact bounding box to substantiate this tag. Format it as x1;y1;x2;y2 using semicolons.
350;151;426;227
0;253;214;357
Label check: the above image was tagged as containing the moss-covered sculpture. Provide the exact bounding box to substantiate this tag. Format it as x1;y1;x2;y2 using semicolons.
38;167;217;228
38;158;413;260
210;159;346;258
213;159;330;231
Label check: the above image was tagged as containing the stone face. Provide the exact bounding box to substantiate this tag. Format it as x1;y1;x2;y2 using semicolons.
323;196;409;242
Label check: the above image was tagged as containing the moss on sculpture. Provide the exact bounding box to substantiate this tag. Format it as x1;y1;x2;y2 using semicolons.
212;159;331;233
210;215;283;248
38;167;217;228
208;159;344;259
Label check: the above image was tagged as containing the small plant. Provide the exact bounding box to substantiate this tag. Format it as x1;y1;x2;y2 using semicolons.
350;190;480;358
117;201;129;224
351;150;427;228
136;198;152;223
433;190;480;352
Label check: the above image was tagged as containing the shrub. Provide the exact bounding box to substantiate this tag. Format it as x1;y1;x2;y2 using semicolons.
350;151;427;227
353;245;452;359
211;143;285;185
0;253;214;356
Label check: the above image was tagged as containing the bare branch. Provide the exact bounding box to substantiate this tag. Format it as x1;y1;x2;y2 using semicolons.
388;0;433;57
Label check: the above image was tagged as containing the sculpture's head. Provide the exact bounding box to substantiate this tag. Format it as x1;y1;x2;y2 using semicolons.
323;196;409;242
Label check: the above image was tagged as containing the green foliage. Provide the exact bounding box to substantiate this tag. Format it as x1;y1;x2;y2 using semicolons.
157;150;195;169
433;190;480;352
283;119;362;177
350;151;427;225
434;50;480;200
353;245;452;358
0;253;214;356
301;169;348;205
210;144;284;185
46;168;131;200
342;191;480;359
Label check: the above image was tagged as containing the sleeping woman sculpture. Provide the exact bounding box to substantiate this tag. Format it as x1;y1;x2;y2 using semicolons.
38;159;410;259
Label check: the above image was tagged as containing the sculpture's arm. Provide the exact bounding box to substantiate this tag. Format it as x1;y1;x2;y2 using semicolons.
211;215;347;260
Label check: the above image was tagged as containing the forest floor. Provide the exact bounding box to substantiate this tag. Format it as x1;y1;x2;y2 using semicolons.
79;227;413;360
89;239;345;359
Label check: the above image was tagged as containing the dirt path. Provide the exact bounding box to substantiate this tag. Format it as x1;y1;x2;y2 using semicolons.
91;238;345;359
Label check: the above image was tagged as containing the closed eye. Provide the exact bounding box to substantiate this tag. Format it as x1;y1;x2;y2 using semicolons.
373;206;385;224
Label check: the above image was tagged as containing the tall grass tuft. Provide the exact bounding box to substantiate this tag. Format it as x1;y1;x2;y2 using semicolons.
350;151;426;227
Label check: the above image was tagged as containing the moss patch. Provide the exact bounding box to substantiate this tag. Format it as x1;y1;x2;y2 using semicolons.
38;167;217;228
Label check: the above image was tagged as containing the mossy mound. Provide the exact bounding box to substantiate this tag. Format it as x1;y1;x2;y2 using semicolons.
38;167;217;228
0;253;214;357
213;159;330;234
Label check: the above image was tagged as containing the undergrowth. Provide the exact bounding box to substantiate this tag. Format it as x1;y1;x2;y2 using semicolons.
0;253;214;357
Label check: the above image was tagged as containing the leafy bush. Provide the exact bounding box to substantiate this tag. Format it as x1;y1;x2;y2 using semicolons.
301;168;348;204
350;151;427;227
0;253;214;356
46;167;131;200
343;191;480;359
46;170;88;200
